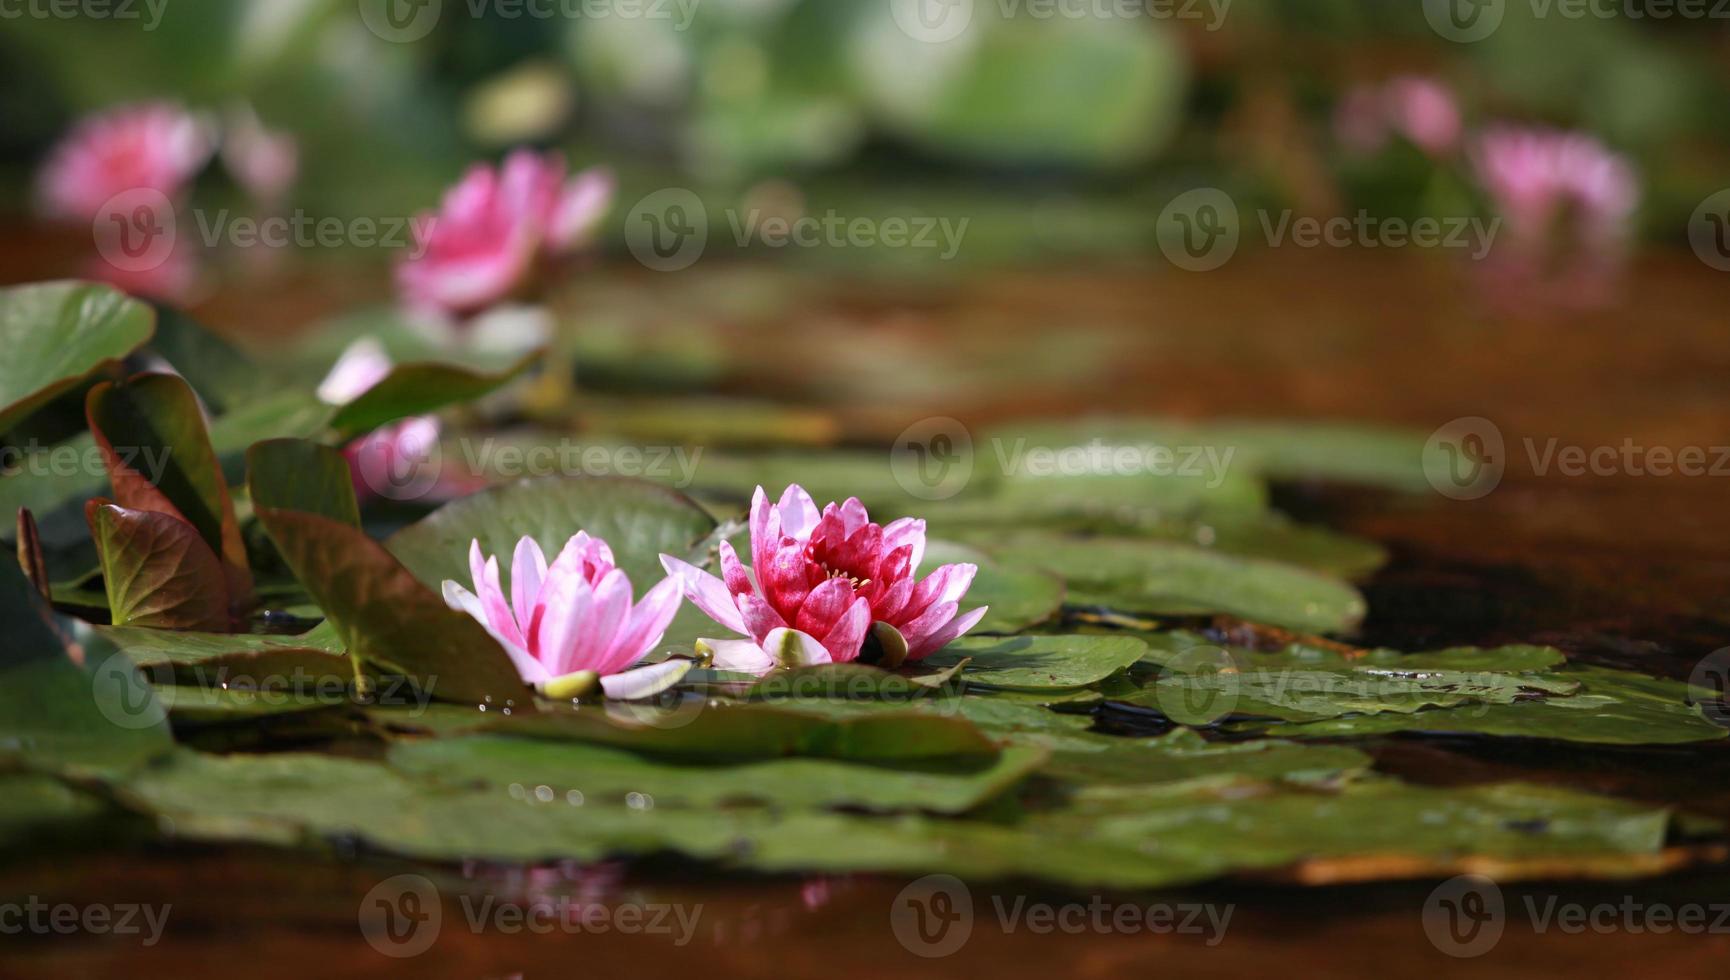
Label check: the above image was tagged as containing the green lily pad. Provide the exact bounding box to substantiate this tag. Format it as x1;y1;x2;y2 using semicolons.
986;533;1367;634
1137;632;1570;674
247;439;363;529
387;475;718;597
927;634;1147;691
0;281;153;435
328;351;541;439
486;699;999;763
1254;666;1728;746
1035;777;1674;875
143;307;278;415
0;561;172;776
388;734;1045;814
1120;666;1580;724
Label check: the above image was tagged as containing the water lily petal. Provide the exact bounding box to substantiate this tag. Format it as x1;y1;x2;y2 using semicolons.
775;484;821;543
762;628;834;669
568;567;631;674
443;579;547;683
659;554;747;636
532;569;593;677
794;576;855;639
738;592;789;646
598;659;691;701
469;541;524;647
880;517;927;574
602;573;684;674
819;596;872;663
510;535;548;630
907;604;989;661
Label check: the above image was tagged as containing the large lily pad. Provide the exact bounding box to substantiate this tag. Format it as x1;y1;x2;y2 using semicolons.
388;734;1045;814
328;351;541;439
1254;666;1728;746
387;475;719;594
0;281;153;435
928;634;1147;690
986;533;1367;634
0;560;172;776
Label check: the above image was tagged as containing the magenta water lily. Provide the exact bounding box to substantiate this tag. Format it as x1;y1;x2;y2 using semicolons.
661;485;988;673
443;532;687;699
397;149;613;320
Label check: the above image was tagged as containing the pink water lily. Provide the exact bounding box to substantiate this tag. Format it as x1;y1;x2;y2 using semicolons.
1335;76;1461;158
37;102;213;221
444;533;687;698
660;485;988;674
1470;125;1639;308
1471;126;1638;254
397;150;614;319
221;105;298;205
315;338;447;502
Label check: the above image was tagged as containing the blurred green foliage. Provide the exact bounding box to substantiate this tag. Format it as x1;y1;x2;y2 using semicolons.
1;0;1725;241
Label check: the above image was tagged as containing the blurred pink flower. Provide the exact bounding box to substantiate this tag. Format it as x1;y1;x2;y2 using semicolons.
37;102;213;221
1334;76;1461;158
443;534;686;697
660;485;988;674
221;106;298;205
1470;126;1640;307
316;337;394;404
397;150;614;319
317;339;451;503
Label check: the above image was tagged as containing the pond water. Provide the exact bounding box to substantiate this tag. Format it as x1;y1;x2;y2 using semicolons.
4;247;1728;977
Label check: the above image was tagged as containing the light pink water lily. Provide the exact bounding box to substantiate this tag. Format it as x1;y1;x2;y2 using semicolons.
397;150;614;319
660;485;988;674
1471;126;1639;253
37;102;213;221
1335;76;1461;158
1470;125;1639;308
221;105;298;205
317;339;447;503
444;534;687;698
